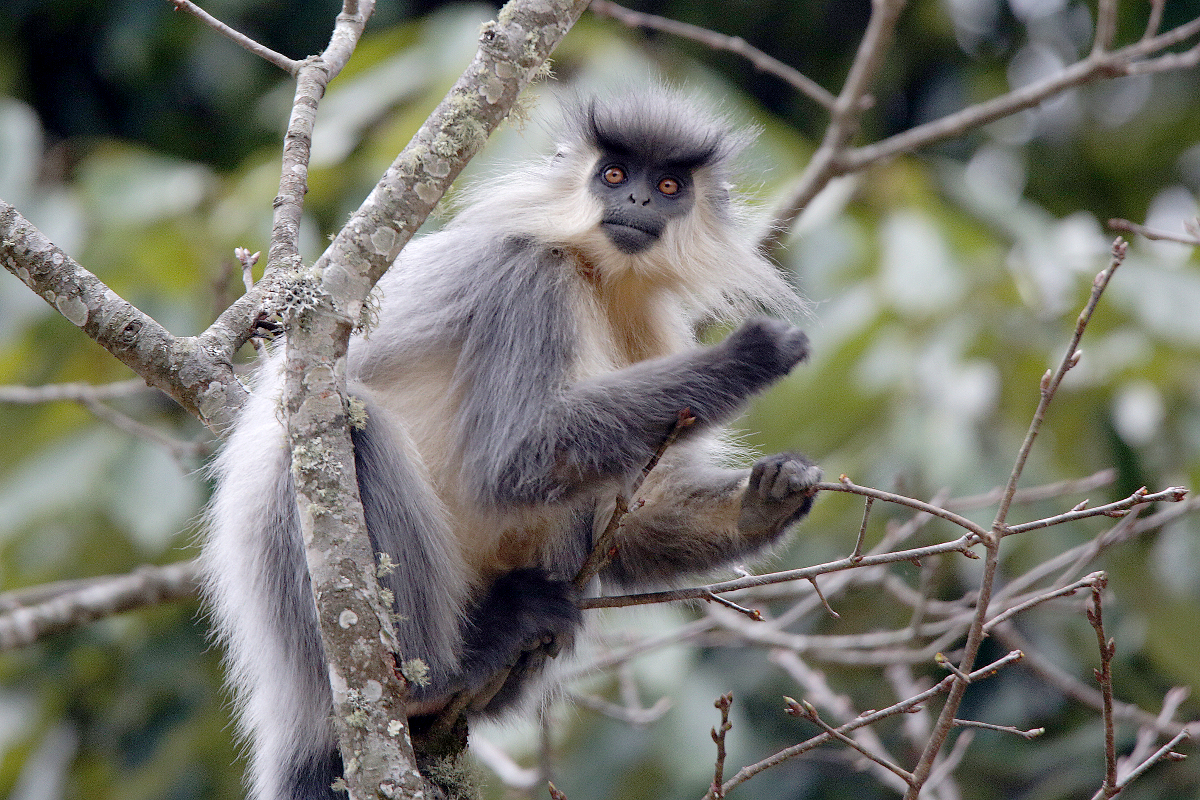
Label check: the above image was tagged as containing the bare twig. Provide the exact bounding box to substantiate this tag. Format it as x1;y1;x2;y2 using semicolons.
994;624;1191;738
710;693;733;799
170;0;299;73
952;718;1044;739
762;0;907;252
946;469;1117;512
982;572;1106;635
1092;731;1191;800
785;697;914;786
580;528;979;610
587;0;836;110
850;495;873;562
1092;0;1119;56
715;651;1023;796
775;652;910;793
1143;0;1167;42
0;379;151;404
0;561;200;650
1002;486;1187;535
995;239;1126;527
703;591;763;621
569;690;671;727
903;241;1128;799
806;577;839;619
766;14;1200;247
1109;217;1200;246
1087;580;1119;799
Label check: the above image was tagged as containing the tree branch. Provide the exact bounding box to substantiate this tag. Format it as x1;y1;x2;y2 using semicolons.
0;203;247;432
0;561;200;650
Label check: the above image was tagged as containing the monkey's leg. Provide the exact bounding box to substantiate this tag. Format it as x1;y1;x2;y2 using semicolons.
454;568;581;716
601;448;821;587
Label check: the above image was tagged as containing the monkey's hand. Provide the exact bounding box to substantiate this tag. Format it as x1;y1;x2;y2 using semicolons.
721;318;810;386
737;452;822;537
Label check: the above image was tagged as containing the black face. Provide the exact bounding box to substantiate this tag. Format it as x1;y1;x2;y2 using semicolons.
590;149;696;255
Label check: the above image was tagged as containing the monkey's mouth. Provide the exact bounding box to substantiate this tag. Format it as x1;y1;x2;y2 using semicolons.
601;219;661;255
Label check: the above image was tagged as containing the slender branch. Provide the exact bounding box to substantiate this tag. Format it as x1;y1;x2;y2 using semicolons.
0;203;247;432
982;572;1107;635
1143;0;1167;42
0;561;200;650
766;13;1200;246
710;693;733;799
839;16;1200;174
716;650;1024;795
79;396;211;461
994;239;1126;528
785;697;914;786
1095;731;1191;800
0;379;151;404
951;719;1044;739
946;469;1116;512
702;591;764;621
762;0;908;252
905;241;1127;799
1092;0;1119;56
850;495;874;561
1004;486;1187;535
994;624;1191;738
581;530;978;610
1109;217;1200;246
1088;580;1120;799
587;0;836;110
170;0;299;73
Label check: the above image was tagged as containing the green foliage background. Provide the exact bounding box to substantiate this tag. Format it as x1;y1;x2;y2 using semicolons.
1;1;1199;798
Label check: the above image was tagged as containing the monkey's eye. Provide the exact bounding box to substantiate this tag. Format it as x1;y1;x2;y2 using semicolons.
657;177;681;196
602;166;626;185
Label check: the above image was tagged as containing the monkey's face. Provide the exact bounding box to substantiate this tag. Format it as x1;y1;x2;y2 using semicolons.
589;149;696;255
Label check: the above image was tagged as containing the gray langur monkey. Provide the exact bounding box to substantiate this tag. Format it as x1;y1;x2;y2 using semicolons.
202;88;821;800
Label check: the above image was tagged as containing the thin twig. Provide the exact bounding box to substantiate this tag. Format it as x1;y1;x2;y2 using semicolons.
1143;0;1167;42
904;242;1128;799
994;239;1126;528
715;651;1025;795
761;0;907;252
982;572;1106;635
170;0;299;73
1088;580;1119;798
946;469;1116;512
851;496;874;562
785;697;915;786
0;379;151;404
587;1;836;110
703;591;763;621
1109;217;1200;246
951;718;1044;739
1094;730;1191;800
1002;486;1187;535
807;577;839;619
1093;0;1119;56
710;693;733;799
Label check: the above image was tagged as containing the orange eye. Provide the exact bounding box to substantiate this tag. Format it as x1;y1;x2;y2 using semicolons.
658;177;680;195
602;166;626;185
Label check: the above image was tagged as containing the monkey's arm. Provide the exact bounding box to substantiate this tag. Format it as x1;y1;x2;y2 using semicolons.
460;309;811;506
600;450;821;587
